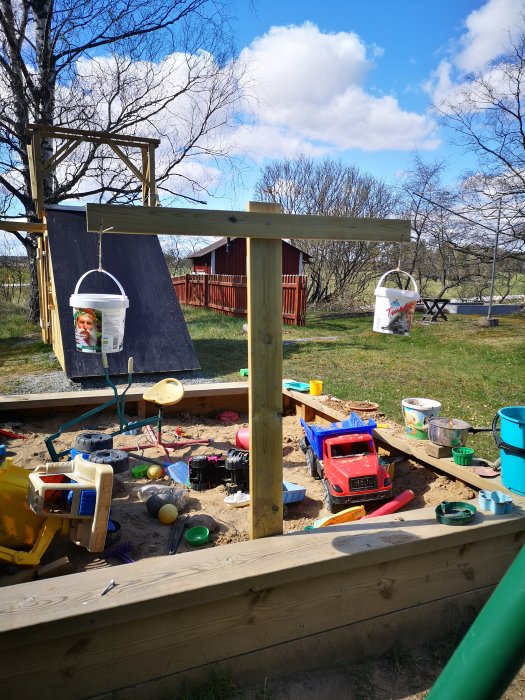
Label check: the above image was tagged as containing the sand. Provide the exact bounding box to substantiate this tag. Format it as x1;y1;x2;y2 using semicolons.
0;405;475;578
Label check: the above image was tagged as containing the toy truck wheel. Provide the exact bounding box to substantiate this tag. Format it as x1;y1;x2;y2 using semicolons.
322;480;335;513
74;431;113;453
306;447;320;479
299;437;309;454
89;449;130;474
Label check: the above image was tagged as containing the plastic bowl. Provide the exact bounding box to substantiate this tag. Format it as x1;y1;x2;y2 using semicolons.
185;526;209;546
452;447;475;466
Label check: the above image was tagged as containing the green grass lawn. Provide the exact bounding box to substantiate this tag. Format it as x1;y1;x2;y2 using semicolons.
2;298;524;459
184;306;525;460
0;293;62;386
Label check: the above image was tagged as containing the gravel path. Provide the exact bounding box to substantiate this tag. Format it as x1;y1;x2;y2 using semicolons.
10;369;220;395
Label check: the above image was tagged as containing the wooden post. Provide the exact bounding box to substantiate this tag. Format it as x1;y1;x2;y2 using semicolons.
247;202;284;539
294;275;301;326
148;143;156;207
141;148;148;205
27;132;45;217
203;273;209;308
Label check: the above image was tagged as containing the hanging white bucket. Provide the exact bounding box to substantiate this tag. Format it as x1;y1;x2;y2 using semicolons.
373;269;419;336
70;269;129;354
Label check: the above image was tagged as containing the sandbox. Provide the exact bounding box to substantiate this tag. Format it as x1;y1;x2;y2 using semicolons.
1;383;524;700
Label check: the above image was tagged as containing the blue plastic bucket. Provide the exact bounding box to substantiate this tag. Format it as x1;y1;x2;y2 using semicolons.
496;406;525;496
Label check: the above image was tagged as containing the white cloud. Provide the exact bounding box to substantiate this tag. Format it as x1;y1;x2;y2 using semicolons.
455;0;523;73
426;0;524;106
236;22;438;157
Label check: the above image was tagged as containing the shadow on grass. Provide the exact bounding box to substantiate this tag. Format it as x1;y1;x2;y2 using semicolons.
191;337;348;379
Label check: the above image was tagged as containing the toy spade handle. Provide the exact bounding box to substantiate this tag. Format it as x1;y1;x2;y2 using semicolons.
128;357;134;373
102;352;109;369
74;268;126;296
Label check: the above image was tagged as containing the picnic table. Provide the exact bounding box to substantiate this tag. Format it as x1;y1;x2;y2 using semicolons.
421;298;450;323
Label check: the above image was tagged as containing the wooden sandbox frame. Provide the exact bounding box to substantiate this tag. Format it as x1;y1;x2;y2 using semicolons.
1;383;524;700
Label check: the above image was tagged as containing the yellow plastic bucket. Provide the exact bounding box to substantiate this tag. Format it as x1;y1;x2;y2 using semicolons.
310;380;323;396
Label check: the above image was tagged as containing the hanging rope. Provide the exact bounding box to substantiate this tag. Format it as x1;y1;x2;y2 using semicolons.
98;223;114;271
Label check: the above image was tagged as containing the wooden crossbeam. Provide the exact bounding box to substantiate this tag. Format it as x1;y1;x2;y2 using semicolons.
26;124;160;148
86;203;410;242
0;220;46;234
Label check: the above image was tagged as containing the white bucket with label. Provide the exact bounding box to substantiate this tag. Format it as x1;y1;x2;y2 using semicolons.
373;269;419;336
402;398;442;440
70;269;129;353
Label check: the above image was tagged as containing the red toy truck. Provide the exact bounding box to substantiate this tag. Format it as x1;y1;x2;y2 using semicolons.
300;413;392;512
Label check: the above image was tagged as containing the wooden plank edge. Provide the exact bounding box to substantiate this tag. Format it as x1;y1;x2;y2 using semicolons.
0;381;249;412
1;501;524;641
90;587;492;700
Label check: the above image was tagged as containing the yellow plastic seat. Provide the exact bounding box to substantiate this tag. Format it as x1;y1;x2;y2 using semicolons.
142;378;184;407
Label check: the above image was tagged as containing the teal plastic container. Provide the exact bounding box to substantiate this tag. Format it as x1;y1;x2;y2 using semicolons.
498;406;525;496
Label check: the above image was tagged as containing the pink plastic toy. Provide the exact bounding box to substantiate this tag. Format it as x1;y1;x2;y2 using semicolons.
235;427;249;450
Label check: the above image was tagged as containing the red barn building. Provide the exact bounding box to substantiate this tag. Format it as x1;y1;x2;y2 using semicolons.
189;237;309;275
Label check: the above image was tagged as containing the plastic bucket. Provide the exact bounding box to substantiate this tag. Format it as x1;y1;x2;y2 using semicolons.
310;380;323;396
496;406;525;496
373;269;419;336
401;398;441;440
70;269;128;353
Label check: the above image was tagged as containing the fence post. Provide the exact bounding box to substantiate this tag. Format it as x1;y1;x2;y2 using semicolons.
203;273;209;308
184;274;189;304
293;275;300;326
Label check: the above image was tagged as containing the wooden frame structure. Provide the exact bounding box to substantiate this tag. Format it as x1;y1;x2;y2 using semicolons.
85;200;410;539
1;385;524;699
0;125;160;345
27;124;160;217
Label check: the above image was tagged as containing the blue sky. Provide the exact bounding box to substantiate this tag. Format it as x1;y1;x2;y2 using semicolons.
2;0;524;255
200;0;523;209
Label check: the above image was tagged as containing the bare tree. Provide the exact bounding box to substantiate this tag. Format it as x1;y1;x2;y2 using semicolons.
437;27;525;255
393;156;483;297
162;235;211;276
253;156;399;305
0;0;244;322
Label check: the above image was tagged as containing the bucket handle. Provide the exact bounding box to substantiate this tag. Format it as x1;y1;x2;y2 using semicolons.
492;413;525;457
73;269;126;297
375;269;419;295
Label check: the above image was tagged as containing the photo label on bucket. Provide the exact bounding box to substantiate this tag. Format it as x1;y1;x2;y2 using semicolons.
381;299;416;335
74;307;102;353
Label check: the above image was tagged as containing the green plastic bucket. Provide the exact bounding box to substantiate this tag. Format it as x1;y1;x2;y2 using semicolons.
495;406;525;496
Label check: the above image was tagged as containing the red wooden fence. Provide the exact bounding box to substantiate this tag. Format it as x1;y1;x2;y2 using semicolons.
173;274;307;326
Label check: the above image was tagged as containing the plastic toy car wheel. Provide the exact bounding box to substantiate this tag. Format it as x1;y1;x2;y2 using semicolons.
74;431;113;453
298;437;308;454
322;480;335;513
306;447;320;479
89;449;129;474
